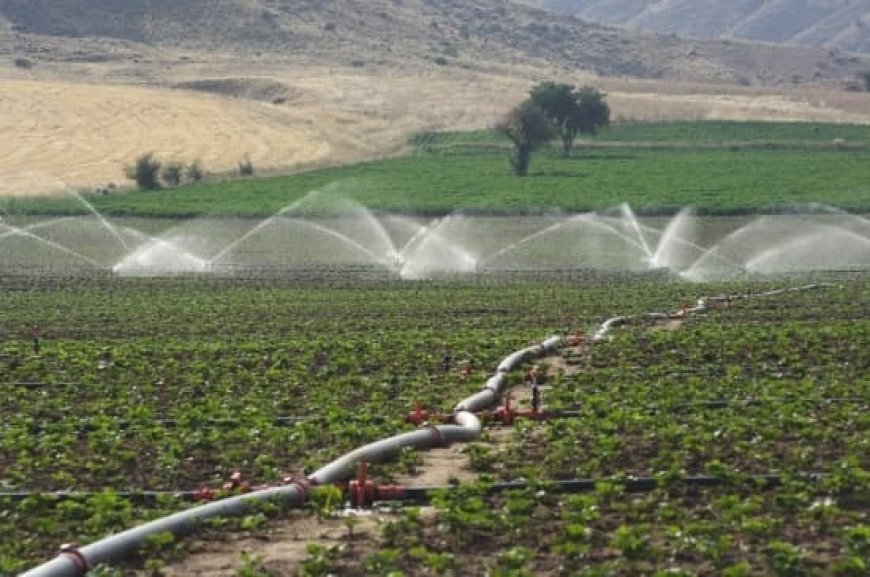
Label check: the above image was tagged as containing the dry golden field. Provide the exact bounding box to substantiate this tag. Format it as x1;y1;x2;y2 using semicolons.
2;62;869;197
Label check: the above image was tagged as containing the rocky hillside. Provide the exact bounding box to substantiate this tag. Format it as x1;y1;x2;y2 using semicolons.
2;0;868;86
524;0;870;55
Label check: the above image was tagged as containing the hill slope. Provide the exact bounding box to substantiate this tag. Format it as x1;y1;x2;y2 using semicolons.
2;0;869;86
524;0;870;55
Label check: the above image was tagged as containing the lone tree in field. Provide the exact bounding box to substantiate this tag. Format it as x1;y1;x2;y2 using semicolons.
530;82;610;156
495;100;555;176
125;152;161;190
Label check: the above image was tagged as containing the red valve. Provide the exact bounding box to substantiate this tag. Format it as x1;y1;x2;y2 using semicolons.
347;461;405;507
492;392;515;425
348;461;375;508
460;362;473;380
566;330;583;346
221;471;251;494
406;400;429;426
194;485;215;501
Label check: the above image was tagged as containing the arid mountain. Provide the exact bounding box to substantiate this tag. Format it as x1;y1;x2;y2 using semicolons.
523;0;870;55
2;0;868;86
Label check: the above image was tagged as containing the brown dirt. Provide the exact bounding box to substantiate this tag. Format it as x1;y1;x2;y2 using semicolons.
158;510;384;577
392;442;479;487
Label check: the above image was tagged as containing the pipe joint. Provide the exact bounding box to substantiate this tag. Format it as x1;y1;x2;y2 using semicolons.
57;545;88;575
427;426;446;448
283;476;313;499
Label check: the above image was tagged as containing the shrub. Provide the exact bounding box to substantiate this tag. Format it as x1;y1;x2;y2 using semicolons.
185;160;204;184
160;161;184;187
124;153;161;190
13;58;33;69
239;156;254;177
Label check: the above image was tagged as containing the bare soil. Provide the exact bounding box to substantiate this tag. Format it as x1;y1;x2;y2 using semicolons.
159;510;385;577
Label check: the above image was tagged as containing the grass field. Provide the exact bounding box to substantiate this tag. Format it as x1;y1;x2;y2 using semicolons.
3;121;869;218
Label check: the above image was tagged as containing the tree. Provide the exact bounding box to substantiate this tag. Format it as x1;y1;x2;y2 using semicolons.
529;82;610;156
125;152;161;190
530;81;580;157
573;85;610;138
495;100;555;176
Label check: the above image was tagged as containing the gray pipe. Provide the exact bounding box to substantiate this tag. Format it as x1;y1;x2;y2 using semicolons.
22;372;493;576
485;373;506;391
21;414;483;577
455;389;497;413
497;350;530;372
593;315;627;341
541;335;562;350
20;484;308;577
309;411;481;485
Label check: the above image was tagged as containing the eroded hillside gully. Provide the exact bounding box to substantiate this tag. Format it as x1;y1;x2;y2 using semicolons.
21;284;837;577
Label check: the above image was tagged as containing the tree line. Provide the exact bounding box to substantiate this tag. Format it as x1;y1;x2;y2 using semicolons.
497;81;610;176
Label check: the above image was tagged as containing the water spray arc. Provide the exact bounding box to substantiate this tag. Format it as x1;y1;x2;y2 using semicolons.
3;190;869;279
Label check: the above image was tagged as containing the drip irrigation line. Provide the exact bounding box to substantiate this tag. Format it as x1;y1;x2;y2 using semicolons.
545;397;868;419
0;491;198;505
392;473;831;504
663;397;867;412
4;381;85;388
1;414;398;435
0;473;831;505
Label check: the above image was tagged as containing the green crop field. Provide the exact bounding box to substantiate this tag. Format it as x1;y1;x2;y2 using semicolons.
1;272;867;575
4;121;869;218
